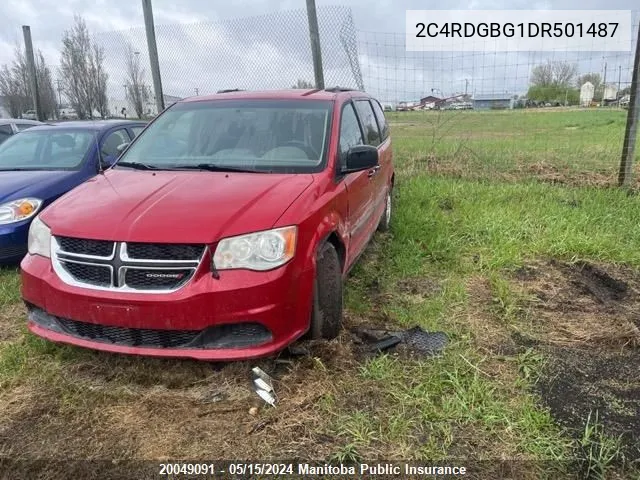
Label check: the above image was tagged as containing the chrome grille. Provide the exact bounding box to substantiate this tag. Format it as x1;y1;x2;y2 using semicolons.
52;237;204;293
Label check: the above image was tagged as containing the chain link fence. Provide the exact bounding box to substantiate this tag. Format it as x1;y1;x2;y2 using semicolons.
357;14;639;185
92;5;362;117
2;7;639;186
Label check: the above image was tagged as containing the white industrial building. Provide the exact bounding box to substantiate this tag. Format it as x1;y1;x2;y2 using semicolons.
579;81;594;107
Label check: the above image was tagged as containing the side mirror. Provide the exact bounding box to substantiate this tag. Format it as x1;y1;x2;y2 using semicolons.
116;142;129;153
341;145;379;174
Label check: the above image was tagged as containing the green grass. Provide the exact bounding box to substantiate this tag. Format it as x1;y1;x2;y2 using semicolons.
0;108;638;476
389;108;634;182
0;267;21;305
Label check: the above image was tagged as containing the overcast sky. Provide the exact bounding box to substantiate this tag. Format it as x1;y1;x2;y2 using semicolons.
1;0;638;106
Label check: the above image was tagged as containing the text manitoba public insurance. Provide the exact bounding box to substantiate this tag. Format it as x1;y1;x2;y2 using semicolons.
298;464;467;475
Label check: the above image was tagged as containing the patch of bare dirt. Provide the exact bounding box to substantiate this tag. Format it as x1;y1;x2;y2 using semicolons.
511;260;640;463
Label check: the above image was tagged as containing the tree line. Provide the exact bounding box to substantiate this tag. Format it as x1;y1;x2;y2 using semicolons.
0;15;151;120
527;60;631;106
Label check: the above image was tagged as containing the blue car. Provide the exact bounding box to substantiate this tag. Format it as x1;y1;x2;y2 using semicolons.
0;120;146;264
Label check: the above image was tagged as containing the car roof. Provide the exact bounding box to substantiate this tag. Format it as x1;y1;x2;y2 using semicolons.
26;120;146;132
180;88;370;103
0;119;44;125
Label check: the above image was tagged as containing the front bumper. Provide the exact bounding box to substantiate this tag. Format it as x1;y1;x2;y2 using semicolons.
0;221;30;264
21;253;315;360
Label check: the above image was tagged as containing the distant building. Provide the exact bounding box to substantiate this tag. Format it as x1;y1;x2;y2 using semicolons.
111;94;183;118
603;84;618;101
432;94;468;109
580;82;595;107
420;95;441;108
472;93;514;110
397;101;419;111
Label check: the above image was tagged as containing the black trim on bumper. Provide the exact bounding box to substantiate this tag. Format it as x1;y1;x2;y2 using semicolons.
26;304;273;349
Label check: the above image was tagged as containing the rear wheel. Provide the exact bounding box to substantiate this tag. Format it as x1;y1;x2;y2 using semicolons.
308;242;343;340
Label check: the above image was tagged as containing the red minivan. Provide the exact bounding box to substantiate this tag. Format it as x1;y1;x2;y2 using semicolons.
20;88;394;360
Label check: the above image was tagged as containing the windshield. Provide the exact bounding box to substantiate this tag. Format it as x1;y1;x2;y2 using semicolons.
0;129;96;171
117;99;332;173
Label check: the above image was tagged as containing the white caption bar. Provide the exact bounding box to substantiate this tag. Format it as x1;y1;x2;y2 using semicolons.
406;10;632;52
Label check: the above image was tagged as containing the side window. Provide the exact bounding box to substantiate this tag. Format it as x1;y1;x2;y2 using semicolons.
0;125;13;144
16;123;36;132
131;126;145;138
371;100;390;141
338;104;364;171
354;100;381;147
101;129;130;159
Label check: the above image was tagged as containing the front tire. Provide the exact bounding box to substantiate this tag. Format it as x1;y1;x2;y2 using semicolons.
308;242;343;340
378;187;392;232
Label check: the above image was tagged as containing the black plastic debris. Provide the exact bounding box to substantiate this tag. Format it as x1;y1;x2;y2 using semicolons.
371;335;402;352
355;326;448;357
402;327;449;356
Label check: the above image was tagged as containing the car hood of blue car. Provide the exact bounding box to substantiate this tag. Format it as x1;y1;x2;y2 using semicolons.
0;170;85;204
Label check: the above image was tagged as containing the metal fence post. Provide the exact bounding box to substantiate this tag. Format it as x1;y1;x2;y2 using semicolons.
305;0;325;89
618;21;640;187
142;0;165;114
22;26;43;121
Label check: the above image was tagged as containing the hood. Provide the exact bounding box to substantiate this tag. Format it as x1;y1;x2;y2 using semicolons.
0;170;83;204
41;169;315;243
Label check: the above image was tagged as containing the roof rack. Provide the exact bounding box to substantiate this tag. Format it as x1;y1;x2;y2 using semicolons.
324;87;358;93
216;89;244;94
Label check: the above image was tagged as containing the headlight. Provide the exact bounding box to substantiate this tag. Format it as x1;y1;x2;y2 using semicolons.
27;215;51;258
213;226;297;271
0;198;42;225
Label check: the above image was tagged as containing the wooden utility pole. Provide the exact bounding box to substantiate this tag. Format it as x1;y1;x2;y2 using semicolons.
305;0;324;89
22;26;43;121
142;0;165;113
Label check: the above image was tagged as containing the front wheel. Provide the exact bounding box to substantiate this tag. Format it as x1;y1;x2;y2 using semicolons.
377;187;392;232
308;242;343;340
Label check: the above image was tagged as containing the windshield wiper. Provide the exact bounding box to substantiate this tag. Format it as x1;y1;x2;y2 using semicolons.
173;163;268;173
115;161;160;170
0;168;37;171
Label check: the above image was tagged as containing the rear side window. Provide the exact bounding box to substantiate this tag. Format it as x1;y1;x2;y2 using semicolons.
16;123;36;132
131;126;145;137
338;104;364;171
371;100;389;141
354;100;381;147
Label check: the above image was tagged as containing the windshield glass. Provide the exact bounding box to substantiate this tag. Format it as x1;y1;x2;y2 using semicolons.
118;99;332;173
0;129;96;171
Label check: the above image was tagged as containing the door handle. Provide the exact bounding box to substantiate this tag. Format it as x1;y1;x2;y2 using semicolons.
368;165;381;178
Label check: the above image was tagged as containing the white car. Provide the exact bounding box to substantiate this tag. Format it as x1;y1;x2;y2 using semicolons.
0;119;44;145
59;108;78;120
22;110;37;120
